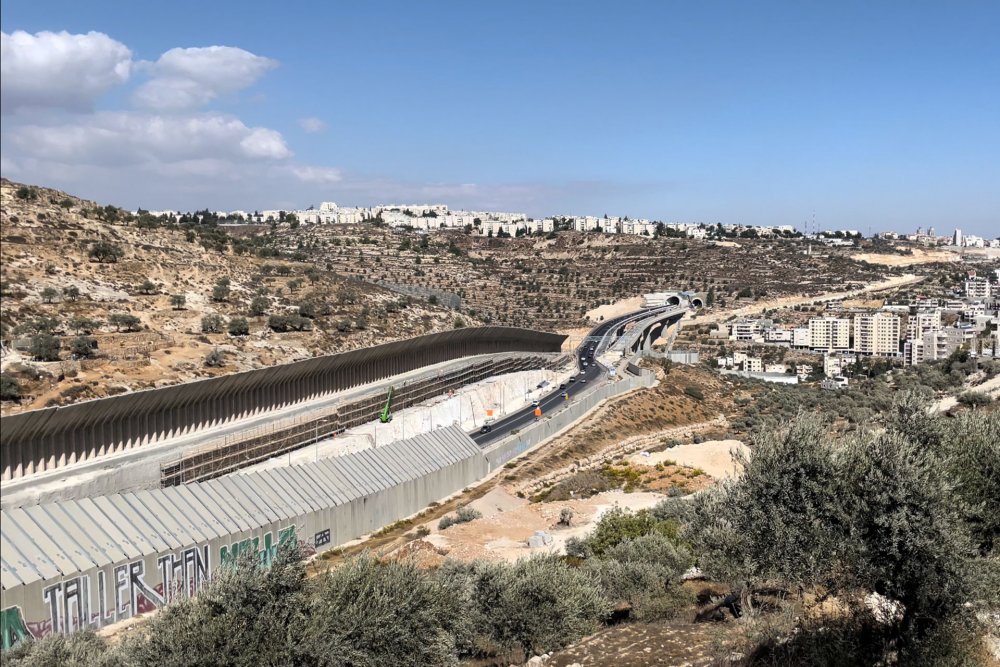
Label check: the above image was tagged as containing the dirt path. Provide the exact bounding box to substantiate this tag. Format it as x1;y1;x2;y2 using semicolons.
688;273;924;326
932;374;1000;413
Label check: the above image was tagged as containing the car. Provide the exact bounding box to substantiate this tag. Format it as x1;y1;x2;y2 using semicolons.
581;378;587;383
569;376;576;383
559;383;566;390
531;400;540;408
480;424;492;433
582;362;588;368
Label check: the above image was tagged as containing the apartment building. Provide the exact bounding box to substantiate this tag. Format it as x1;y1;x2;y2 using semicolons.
966;277;992;299
854;313;901;357
808;318;851;351
907;310;941;339
729;319;763;342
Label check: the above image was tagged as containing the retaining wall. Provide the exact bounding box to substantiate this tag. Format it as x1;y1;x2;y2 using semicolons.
1;327;564;481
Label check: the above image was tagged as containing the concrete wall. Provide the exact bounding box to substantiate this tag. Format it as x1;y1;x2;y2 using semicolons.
0;428;489;650
1;327;564;481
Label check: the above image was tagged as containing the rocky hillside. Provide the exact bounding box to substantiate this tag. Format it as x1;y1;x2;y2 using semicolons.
0;180;470;415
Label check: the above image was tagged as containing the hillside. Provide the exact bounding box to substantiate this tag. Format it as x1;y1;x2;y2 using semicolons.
271;221;894;331
0;180;469;415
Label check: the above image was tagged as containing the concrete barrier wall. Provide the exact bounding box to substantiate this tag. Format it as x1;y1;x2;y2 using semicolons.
0;426;489;650
1;327;565;481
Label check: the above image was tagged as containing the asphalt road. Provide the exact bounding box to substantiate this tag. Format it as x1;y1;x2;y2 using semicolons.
469;308;666;446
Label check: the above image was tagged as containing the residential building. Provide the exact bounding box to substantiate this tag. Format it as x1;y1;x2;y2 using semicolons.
792;327;811;348
966;277;992;300
730;319;763;342
764;328;793;344
808;317;851;351
907;310;941;339
854;313;901;356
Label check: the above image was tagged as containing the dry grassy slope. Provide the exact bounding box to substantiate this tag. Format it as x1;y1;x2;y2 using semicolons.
0;180;468;415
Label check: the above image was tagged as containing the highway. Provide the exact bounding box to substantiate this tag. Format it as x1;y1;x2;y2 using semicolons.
470;306;677;446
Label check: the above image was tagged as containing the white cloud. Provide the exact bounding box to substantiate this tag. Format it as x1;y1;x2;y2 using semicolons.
132;46;277;110
1;30;132;114
298;116;327;133
290;165;343;184
7;112;291;165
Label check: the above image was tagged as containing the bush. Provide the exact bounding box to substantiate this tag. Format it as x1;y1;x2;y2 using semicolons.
460;556;609;656
683;385;705;401
957;391;992;407
29;333;61;361
88;240;124;263
302;555;466;666
438;505;482;530
15;186;38;200
0;374;21;401
200;314;225;333
228;317;250;336
204;348;225;367
70;336;97;358
139;279;157;295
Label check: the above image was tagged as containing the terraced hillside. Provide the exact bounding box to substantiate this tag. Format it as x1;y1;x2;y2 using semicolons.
272;224;893;330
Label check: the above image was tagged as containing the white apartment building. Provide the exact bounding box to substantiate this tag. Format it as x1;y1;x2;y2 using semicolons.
854;313;901;356
730;319;763;341
792;327;811;348
764;328;793;344
808;318;851;351
966;278;992;299
907;310;942;339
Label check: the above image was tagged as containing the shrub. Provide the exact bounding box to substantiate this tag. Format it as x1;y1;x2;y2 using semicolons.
88;240;124;263
15;186;37;200
69;336;97;358
453;316;466;329
201;314;225;333
204;348;225;367
301;555;466;667
582;507;679;557
29;333;61;361
957;391;992;407
139;279;157;294
461;555;609;656
0;374;21;401
683;385;705;401
228;317;250;336
438;505;482;530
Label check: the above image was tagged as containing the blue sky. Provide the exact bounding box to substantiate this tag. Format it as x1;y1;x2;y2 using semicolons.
2;1;998;236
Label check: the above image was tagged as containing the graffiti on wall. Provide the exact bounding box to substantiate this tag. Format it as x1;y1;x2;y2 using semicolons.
2;525;300;651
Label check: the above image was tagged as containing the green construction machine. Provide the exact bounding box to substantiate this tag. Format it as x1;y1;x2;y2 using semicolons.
379;386;394;423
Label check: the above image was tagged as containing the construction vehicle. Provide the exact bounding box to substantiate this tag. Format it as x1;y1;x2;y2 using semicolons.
379;387;394;423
